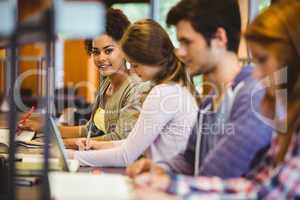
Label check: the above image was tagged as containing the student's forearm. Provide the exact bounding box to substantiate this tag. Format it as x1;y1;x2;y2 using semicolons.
60;125;86;138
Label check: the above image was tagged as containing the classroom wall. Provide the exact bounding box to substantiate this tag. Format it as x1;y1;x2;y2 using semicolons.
19;44;44;96
12;40;97;102
64;40;99;102
16;0;48;97
16;1;99;102
87;56;100;103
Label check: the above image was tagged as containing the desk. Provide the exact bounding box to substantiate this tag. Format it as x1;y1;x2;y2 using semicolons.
16;167;126;200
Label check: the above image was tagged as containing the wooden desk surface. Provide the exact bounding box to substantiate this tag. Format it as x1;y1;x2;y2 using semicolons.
16;167;126;200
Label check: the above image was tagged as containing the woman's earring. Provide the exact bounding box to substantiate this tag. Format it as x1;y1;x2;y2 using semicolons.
125;60;131;70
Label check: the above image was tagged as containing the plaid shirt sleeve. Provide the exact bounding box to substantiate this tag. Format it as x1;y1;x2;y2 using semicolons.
259;156;300;199
167;174;256;199
167;156;300;200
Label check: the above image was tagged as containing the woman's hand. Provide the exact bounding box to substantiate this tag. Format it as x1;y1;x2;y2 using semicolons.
126;158;166;178
18;112;44;132
75;139;114;151
64;138;83;150
76;138;95;150
133;172;171;191
20;119;43;132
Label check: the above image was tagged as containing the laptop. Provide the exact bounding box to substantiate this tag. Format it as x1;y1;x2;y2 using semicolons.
48;119;133;200
49;117;79;172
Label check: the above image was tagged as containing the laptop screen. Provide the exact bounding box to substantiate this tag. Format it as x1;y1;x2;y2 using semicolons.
49;117;69;171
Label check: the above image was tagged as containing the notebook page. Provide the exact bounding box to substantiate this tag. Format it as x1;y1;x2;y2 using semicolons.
16;131;35;143
0;129;35;146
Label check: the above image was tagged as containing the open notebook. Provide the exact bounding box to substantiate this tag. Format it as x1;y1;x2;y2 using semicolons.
0;129;43;152
49;172;133;200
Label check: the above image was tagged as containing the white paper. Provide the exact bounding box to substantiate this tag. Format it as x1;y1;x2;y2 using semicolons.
0;129;35;146
49;172;133;200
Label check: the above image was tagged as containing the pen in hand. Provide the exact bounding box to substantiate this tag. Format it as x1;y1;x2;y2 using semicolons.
79;130;91;151
16;106;35;135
